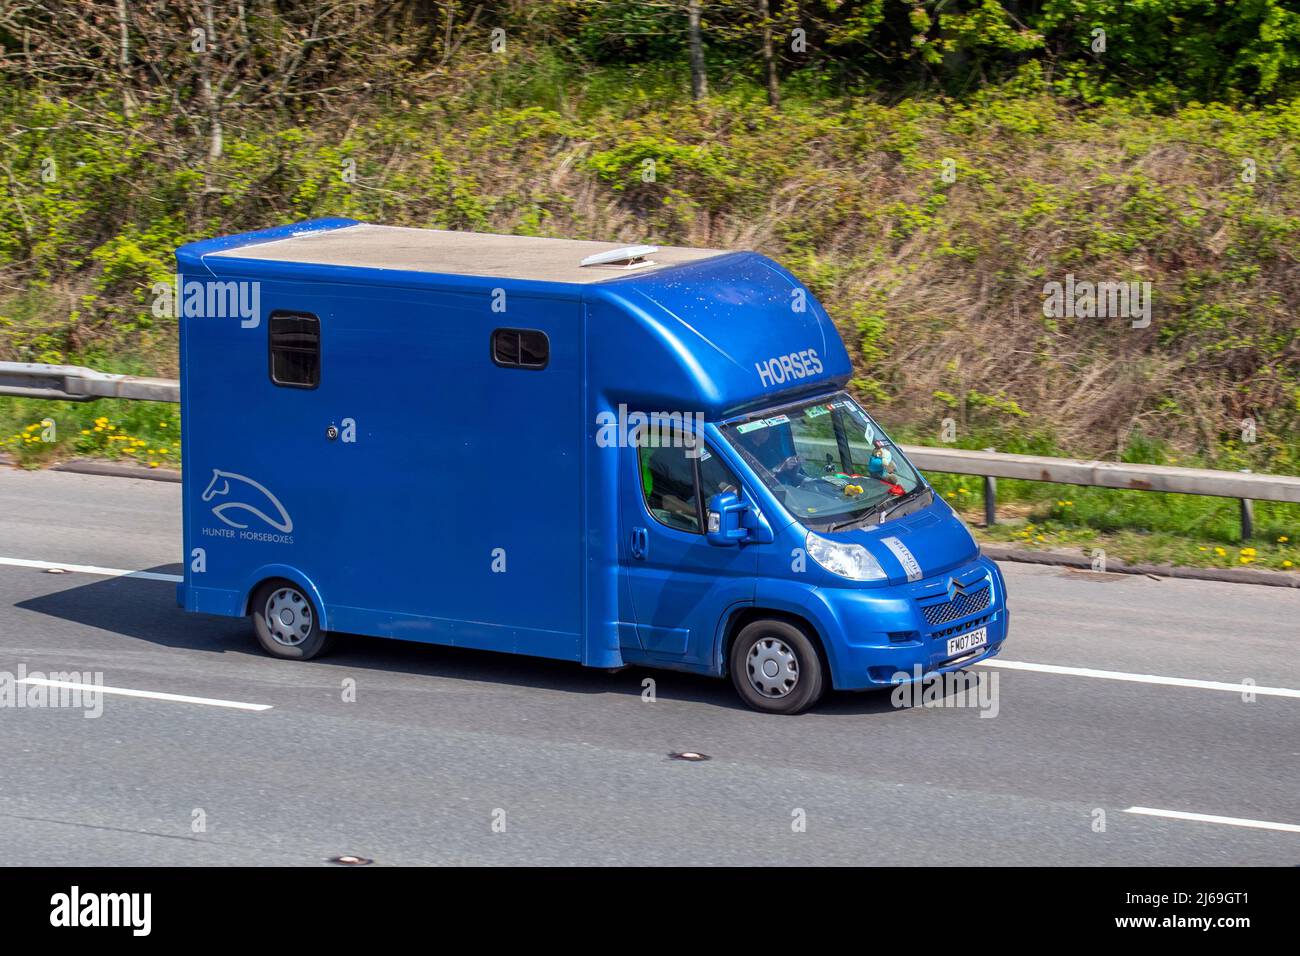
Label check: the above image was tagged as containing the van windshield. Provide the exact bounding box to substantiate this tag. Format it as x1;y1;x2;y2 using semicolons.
721;392;924;530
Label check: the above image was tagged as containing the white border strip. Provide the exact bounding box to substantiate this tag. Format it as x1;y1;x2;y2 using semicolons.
0;556;181;583
975;659;1300;699
1125;806;1300;834
17;678;271;712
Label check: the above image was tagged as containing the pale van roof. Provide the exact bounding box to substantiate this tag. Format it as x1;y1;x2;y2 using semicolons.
206;223;728;285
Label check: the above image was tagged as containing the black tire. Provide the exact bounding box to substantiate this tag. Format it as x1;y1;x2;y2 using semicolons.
250;579;333;660
728;618;826;714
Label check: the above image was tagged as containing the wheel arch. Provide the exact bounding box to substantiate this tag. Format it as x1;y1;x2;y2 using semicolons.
240;564;330;631
718;606;831;682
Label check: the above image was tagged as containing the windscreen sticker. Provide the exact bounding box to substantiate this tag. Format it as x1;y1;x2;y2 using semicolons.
863;423;876;444
804;404;831;419
736;421;768;434
881;536;922;582
764;414;790;426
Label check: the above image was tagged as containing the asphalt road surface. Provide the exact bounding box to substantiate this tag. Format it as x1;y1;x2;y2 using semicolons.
0;469;1297;865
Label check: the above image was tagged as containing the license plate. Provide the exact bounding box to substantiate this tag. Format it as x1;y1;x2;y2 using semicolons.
946;626;988;657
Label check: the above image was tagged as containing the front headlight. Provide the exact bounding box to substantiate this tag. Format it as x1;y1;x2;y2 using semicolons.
805;531;887;582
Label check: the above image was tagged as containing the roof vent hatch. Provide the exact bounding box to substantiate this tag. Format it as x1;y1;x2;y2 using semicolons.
579;245;659;270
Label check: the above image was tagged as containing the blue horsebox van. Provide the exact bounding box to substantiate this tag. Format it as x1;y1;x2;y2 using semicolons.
174;218;1008;713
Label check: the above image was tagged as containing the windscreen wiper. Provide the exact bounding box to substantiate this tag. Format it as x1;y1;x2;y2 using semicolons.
827;506;884;533
827;485;930;533
875;485;932;524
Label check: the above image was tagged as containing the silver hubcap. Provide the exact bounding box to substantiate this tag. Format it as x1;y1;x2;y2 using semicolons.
746;637;799;698
265;588;312;647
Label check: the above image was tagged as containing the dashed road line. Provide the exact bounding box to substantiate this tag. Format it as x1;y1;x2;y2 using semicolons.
17;677;271;712
0;555;181;582
1124;806;1300;834
975;659;1300;699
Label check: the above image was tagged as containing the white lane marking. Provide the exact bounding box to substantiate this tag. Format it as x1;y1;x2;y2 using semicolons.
17;678;271;712
974;658;1300;699
0;556;181;582
1125;807;1300;834
5;554;1295;703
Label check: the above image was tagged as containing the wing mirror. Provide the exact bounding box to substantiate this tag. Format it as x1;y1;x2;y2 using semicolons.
706;491;751;547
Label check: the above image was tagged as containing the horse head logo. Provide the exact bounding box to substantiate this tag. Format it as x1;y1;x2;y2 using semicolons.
201;469;293;534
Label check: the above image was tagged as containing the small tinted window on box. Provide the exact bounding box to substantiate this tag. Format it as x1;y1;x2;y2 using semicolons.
269;313;320;388
492;328;549;370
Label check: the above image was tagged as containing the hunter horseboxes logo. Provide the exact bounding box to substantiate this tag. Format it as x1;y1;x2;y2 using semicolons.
200;468;294;544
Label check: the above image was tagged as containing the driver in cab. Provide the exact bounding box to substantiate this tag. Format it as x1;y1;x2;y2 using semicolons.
746;421;805;486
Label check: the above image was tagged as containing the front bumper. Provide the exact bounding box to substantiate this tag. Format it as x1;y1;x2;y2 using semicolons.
820;554;1010;691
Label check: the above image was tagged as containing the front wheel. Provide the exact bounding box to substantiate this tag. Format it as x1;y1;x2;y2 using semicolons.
729;619;826;714
250;580;333;660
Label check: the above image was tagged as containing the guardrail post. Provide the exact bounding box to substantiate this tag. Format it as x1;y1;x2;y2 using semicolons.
1240;470;1254;542
983;447;997;526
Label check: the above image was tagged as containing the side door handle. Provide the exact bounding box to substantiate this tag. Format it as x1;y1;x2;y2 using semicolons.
630;527;648;560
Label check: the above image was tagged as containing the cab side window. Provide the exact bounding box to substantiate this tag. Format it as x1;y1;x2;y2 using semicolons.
639;442;699;532
698;446;741;501
637;435;741;534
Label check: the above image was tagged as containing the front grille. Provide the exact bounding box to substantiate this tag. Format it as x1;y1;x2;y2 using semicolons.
929;613;992;641
920;584;991;627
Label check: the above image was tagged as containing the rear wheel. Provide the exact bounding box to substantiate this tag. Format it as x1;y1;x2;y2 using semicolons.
250;580;333;660
728;619;826;714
